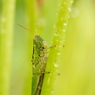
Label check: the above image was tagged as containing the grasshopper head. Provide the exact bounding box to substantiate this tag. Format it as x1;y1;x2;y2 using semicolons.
33;35;47;51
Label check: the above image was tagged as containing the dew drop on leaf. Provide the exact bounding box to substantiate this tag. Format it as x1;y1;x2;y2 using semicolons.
54;64;58;67
63;23;67;26
54;33;58;36
68;7;71;12
62;29;66;32
57;53;61;55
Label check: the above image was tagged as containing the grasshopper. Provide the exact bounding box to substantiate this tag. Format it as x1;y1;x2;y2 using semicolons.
32;35;49;95
17;24;53;95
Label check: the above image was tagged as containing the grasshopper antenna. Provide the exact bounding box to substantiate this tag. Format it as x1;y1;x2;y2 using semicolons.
17;23;35;35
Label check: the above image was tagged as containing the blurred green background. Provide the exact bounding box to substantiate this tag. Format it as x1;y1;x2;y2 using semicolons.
0;0;95;95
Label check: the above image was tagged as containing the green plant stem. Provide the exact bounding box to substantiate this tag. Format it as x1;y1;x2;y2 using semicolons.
41;0;74;95
0;0;15;95
25;0;37;95
42;0;61;44
25;0;36;33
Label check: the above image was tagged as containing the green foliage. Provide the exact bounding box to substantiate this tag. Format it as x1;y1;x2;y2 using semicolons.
0;0;16;95
41;0;74;95
1;0;95;95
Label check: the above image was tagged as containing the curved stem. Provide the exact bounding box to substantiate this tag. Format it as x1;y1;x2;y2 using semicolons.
41;0;74;95
0;0;16;95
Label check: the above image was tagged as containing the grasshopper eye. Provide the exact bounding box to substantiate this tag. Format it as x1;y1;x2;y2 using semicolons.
40;47;44;50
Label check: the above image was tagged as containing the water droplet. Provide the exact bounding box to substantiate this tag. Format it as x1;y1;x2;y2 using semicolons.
63;23;67;26
71;0;74;4
54;34;58;36
62;29;66;32
54;64;58;67
57;53;60;55
60;40;63;43
68;8;71;12
56;69;59;72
